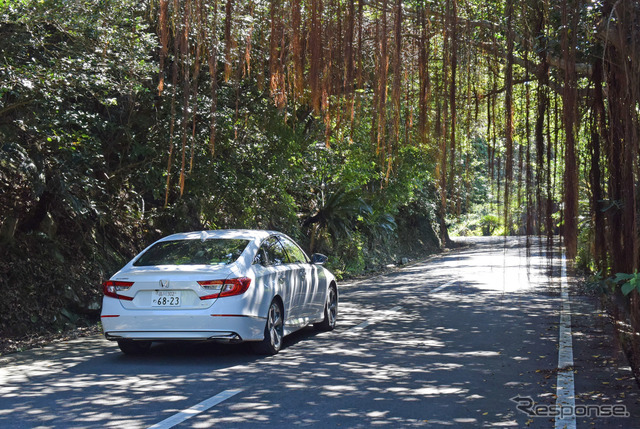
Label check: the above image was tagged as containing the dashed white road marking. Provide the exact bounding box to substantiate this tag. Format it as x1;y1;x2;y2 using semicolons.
555;252;576;429
352;320;373;330
347;306;402;333
346;279;458;334
430;279;457;294
147;389;243;429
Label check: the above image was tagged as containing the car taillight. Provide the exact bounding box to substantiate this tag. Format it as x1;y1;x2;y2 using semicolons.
103;281;134;301
198;277;251;300
220;277;251;297
198;280;224;300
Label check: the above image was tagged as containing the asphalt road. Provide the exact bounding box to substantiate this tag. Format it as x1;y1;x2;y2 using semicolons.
1;236;638;428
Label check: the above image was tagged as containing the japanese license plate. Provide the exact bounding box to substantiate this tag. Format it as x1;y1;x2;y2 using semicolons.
152;290;181;307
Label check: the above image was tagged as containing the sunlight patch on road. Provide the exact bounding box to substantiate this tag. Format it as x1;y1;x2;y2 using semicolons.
384;385;469;397
0;336;115;395
442;350;501;358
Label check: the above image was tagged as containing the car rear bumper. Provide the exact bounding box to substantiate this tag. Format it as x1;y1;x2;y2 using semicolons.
102;313;266;342
104;331;244;342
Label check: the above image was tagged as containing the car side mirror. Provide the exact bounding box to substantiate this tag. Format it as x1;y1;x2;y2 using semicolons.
311;253;328;265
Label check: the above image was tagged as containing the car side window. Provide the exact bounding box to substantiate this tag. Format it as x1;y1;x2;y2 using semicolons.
278;236;309;264
253;247;269;266
259;237;287;266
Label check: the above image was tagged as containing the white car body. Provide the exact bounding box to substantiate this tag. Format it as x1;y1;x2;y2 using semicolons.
100;230;338;354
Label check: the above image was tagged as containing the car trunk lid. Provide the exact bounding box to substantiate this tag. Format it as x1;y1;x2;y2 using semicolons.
112;265;237;309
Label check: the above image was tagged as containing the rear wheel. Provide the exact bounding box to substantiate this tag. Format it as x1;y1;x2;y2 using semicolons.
117;340;151;355
253;299;284;355
314;286;337;331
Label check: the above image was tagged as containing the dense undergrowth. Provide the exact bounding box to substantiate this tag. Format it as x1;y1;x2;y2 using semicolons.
0;1;442;339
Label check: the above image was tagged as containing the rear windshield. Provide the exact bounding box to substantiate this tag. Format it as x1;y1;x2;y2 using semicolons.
133;239;250;266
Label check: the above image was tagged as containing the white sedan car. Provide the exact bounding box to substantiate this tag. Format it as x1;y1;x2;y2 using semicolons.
101;230;338;355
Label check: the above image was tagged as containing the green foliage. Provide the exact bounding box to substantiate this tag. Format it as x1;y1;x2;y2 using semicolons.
584;271;640;297
0;0;158;336
449;203;502;237
309;187;372;241
0;0;446;338
584;271;610;295
575;220;596;273
616;272;640;296
480;215;501;236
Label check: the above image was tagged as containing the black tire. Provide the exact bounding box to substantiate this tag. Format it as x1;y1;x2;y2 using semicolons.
314;285;338;332
117;340;151;355
252;299;285;355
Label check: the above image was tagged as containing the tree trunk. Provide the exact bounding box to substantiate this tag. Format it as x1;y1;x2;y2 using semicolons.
590;61;607;272
309;0;323;114
503;0;514;234
561;0;579;259
448;0;458;214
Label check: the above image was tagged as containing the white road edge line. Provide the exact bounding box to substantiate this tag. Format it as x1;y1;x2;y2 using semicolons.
555;251;576;429
147;389;243;429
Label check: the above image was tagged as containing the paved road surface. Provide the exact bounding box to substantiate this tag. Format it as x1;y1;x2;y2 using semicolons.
1;237;638;428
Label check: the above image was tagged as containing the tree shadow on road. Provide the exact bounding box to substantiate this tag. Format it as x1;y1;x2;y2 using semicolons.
1;237;637;428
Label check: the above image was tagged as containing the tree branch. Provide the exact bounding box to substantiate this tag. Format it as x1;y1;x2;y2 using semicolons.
0;99;34;117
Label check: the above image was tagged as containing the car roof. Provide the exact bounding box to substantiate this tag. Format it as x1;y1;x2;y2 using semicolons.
159;229;281;242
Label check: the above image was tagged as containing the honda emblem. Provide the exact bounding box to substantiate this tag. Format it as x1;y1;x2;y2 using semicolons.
160;279;170;288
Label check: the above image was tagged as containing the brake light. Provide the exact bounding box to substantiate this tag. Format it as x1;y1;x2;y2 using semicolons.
198;277;251;299
103;281;134;301
220;277;251;297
